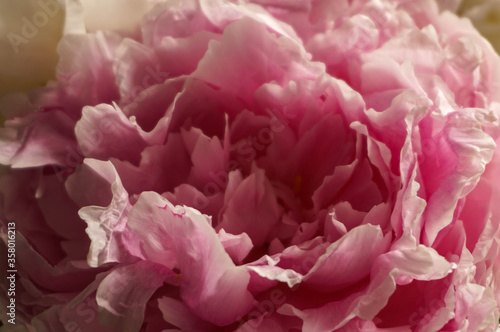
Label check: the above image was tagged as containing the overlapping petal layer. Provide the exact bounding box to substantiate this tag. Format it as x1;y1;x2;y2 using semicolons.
1;0;500;331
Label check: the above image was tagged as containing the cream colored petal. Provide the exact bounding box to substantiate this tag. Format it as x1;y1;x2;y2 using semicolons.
81;0;159;34
0;0;64;97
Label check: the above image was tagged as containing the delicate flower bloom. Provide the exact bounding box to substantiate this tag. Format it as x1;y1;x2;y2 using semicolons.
1;0;500;331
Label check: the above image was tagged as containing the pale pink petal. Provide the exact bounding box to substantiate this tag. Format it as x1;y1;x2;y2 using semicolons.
217;166;283;247
96;261;170;332
127;192;255;325
304;224;391;292
181;126;229;189
1;111;76;168
57;33;122;113
283;246;453;331
113;38;161;104
111;136;191;195
77;159;141;267
156;31;222;77
217;229;253;264
75;103;147;163
157;297;215;331
192;18;323;103
162;183;225;223
141;0;216;47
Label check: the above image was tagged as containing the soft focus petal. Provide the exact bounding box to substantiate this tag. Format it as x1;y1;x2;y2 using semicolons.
127;191;255;325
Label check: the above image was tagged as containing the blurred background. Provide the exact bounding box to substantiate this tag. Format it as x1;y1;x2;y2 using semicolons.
0;0;64;98
458;0;500;54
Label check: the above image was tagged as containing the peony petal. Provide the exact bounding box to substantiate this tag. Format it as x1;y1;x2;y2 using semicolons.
77;159;141;267
127;191;255;325
156;31;221;77
96;261;170;332
56;32;122;113
192;17;323;103
217;166;282;247
75;103;147;164
283;245;453;331
157;296;215;331
218;229;253;264
304;224;391;292
1;110;76;168
111;135;191;196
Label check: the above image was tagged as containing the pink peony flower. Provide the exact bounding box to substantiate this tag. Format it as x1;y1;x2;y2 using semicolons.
1;0;500;331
